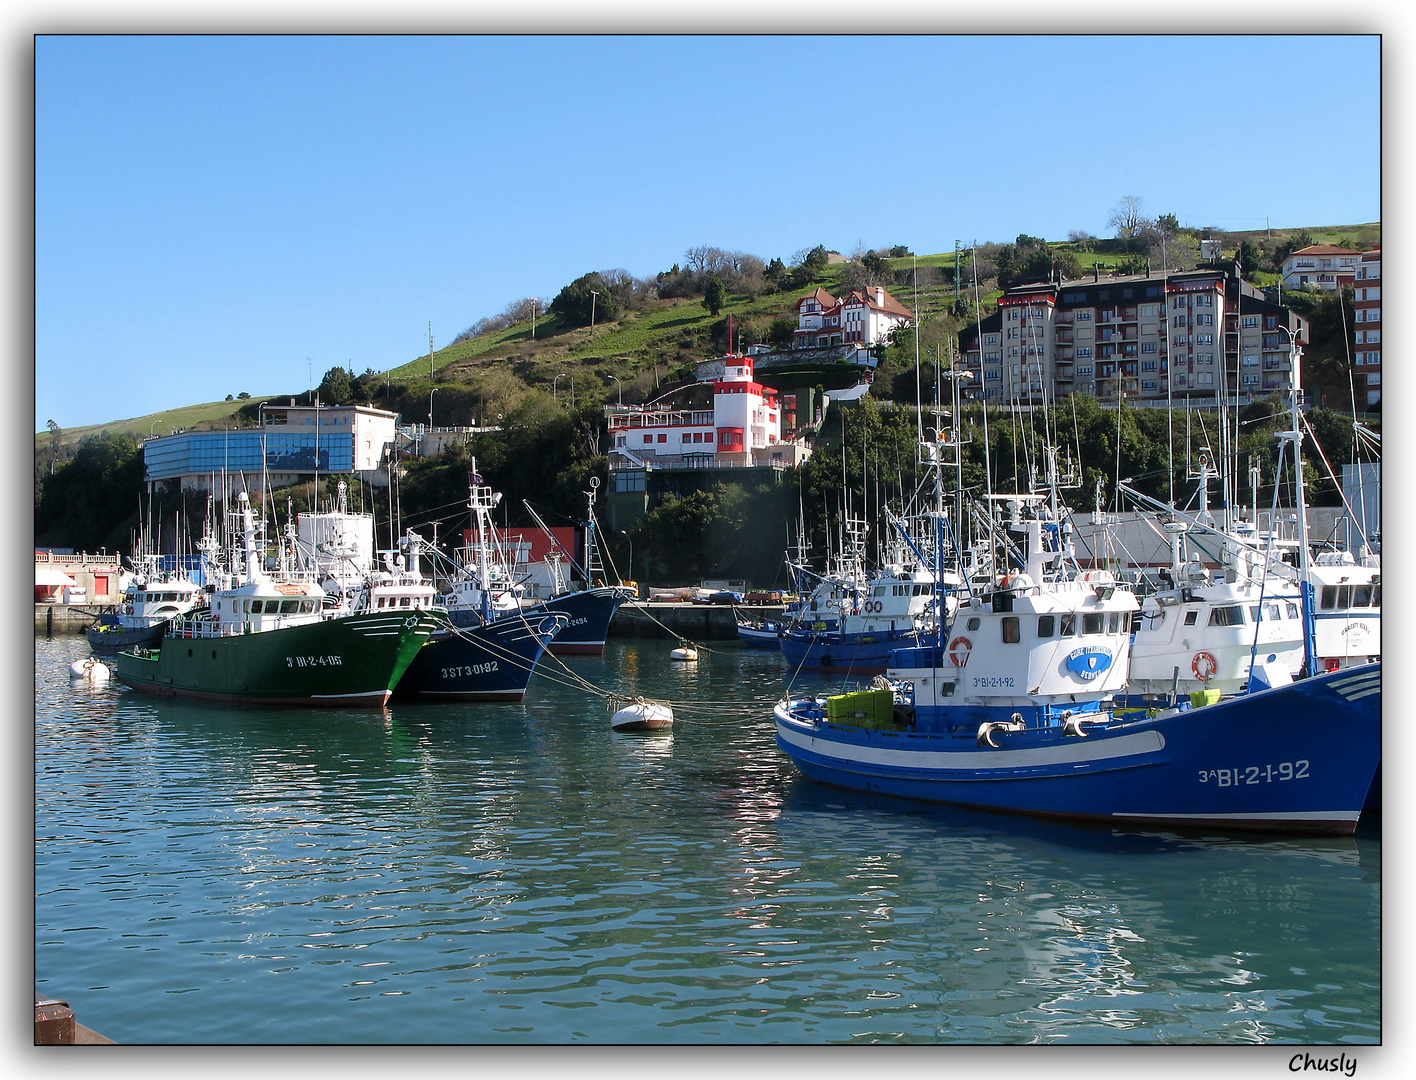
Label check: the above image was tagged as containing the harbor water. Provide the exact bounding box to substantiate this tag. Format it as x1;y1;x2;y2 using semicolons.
35;634;1380;1045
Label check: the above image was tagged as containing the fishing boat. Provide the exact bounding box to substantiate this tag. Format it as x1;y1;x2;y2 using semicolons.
336;523;567;703
85;560;205;654
735;617;786;648
777;560;937;674
773;352;1382;836
441;469;633;656
1120;456;1307;700
113;493;439;707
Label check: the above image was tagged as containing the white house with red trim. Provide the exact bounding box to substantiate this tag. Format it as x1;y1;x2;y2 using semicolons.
793;285;912;348
606;354;809;468
1280;245;1361;291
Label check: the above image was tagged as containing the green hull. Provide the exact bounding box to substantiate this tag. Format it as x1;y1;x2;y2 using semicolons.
114;611;443;707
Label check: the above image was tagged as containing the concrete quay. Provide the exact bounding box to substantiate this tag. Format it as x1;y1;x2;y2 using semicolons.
609;601;784;641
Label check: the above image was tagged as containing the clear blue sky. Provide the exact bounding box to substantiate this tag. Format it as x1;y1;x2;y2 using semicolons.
35;33;1381;432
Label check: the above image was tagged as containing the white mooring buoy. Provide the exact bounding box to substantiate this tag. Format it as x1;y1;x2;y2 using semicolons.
610;699;674;732
69;657;111;683
669;644;698;662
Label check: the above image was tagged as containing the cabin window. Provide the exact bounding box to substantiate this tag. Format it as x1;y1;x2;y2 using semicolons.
1183;611;1198;625
1037;615;1055;638
1107;612;1119;633
1250;606;1261;622
1372;584;1381;608
1060;613;1076;636
1082;612;1104;635
967;617;981;632
1208;606;1245;626
1286;602;1299;619
873;586;887;597
1002;616;1021;643
1321;585;1338;610
1351;585;1372;608
280;600;300;613
1266;602;1282;621
400;596;412;607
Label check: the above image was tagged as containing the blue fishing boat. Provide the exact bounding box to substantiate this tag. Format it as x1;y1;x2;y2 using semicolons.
774;661;1380;836
774;364;1382;836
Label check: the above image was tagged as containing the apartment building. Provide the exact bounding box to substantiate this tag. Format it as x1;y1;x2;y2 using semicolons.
1352;245;1381;407
959;268;1309;407
1280;245;1360;291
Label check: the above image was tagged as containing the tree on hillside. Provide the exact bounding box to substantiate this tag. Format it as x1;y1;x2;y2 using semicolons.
550;272;620;327
1235;239;1264;279
318;366;354;404
1107;195;1153;250
767;318;796;349
35;432;144;551
703;276;727;316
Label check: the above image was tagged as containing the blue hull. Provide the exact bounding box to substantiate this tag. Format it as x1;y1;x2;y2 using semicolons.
396;613;564;701
448;588;625;656
779;629;922;674
736;623;785;649
774;664;1381;835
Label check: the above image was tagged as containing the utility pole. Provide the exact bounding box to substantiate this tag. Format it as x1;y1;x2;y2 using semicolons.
428;323;434;379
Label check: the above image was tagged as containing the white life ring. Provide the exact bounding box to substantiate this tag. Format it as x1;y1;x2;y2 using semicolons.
949;636;972;668
1191;651;1218;681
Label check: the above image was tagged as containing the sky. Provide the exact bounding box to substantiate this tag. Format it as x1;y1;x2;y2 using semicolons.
32;30;1383;432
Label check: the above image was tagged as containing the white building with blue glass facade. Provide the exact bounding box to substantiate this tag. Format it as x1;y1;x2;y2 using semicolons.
143;403;399;491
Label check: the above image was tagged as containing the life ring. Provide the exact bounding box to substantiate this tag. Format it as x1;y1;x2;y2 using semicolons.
949;636;972;668
1191;651;1218;681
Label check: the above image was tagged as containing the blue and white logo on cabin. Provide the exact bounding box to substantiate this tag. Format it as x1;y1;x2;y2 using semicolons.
1064;647;1114;682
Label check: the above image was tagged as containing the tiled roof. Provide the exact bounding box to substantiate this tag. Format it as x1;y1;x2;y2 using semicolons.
1287;244;1360;257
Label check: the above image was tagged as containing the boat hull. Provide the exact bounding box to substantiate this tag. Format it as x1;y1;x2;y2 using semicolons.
448;588;625;656
113;612;442;707
779;629;922;674
86;620;167;655
774;664;1381;836
395;612;565;701
736;623;784;649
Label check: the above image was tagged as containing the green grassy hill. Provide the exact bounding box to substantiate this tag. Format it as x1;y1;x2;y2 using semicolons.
41;222;1380;442
36;397;281;453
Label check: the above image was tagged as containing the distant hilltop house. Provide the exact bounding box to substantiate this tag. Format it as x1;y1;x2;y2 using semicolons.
1280;245;1361;291
793;285;912;349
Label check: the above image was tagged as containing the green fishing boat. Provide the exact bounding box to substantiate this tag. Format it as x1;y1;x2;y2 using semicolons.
113;492;440;708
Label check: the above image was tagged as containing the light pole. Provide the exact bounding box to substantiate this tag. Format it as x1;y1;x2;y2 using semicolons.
590;290;599;330
149;419;167;437
554;372;567;400
429;387;439;435
619;530;633;585
605;374;621;406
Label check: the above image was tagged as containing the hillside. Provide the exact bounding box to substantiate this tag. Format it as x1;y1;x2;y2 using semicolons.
39;222;1380;443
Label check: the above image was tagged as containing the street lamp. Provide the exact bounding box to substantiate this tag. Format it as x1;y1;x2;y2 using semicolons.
149;419;167;437
605;374;622;406
590;290;599;329
429;387;439;432
619;530;633;585
554;372;567;400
